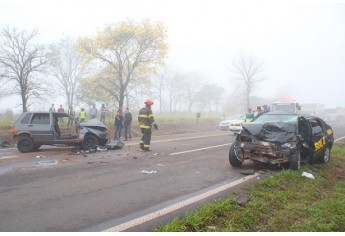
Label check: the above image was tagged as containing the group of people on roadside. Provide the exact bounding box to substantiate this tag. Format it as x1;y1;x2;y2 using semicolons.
113;107;133;141
245;104;270;122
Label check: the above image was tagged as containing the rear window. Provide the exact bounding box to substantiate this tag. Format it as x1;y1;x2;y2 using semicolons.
31;113;50;124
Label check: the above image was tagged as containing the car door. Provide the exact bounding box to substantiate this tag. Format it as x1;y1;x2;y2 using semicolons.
30;113;54;142
310;119;327;160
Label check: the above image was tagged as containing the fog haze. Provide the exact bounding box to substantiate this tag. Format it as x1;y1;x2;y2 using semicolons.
1;0;345;112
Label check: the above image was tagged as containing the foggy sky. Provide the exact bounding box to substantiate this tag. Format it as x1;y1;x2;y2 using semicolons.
1;0;345;112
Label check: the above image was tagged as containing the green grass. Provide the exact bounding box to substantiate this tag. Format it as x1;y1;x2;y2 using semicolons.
154;142;345;232
0;119;13;129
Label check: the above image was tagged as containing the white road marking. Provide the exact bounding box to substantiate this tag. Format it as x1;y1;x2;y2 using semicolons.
103;173;260;232
0;155;19;160
169;143;231;156
335;136;345;142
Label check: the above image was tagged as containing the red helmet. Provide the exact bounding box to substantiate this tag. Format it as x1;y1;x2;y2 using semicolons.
145;99;154;106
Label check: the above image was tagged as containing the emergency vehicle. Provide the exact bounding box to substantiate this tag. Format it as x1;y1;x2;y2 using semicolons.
271;99;301;113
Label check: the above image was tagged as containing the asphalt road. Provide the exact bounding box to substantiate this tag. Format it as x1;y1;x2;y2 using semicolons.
1;123;344;232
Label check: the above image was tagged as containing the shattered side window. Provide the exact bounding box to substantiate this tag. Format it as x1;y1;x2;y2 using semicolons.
20;113;32;124
31;113;50;125
311;120;323;135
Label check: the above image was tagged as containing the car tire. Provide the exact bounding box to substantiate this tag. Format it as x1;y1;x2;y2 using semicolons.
289;151;301;170
83;134;99;150
320;146;330;163
229;144;244;167
17;137;34;153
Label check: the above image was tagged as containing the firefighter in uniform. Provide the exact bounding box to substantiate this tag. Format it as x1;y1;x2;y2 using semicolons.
138;99;158;151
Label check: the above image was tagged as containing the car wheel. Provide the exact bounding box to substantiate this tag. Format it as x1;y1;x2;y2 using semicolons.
320;146;330;163
289;151;301;170
229;143;244;167
17;137;34;153
83;134;99;150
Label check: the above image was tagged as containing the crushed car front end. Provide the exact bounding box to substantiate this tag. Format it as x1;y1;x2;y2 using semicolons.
230;121;302;168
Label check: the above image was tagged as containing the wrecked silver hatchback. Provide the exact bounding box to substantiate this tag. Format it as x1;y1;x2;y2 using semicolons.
229;112;334;170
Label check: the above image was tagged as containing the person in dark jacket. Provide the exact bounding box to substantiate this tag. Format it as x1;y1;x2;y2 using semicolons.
114;110;123;140
123;107;132;141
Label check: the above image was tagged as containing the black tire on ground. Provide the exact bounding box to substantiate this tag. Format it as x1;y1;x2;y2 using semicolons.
289;151;301;170
320;146;330;163
17;137;34;153
229;144;244;167
82;134;99;150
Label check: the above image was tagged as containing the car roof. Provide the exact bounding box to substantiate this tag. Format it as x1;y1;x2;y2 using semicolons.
20;111;70;118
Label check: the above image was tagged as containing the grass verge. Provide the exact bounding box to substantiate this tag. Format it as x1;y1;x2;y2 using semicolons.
154;141;345;232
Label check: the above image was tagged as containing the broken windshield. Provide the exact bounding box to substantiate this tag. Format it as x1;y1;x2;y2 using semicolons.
253;113;298;124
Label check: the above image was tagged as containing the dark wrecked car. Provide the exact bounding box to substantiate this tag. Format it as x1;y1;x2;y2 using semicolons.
12;112;109;153
229;111;334;170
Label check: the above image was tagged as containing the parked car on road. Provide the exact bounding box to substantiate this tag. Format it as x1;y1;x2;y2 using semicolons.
229;111;334;170
12;112;109;152
219;114;245;131
229;118;245;135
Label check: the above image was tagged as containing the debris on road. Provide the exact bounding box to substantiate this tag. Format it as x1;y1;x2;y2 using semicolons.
302;172;315;179
239;169;255;175
35;155;46;159
35;160;58;167
1;140;10;148
234;192;251;206
141;170;157;174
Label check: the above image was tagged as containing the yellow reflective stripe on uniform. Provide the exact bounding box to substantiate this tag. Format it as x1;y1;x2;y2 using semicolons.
140;125;151;129
139;114;149;118
148;114;154;118
144;144;150;148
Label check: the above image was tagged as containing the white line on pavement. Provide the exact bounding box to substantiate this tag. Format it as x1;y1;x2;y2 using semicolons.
103;173;260;232
169;143;232;156
335;136;345;143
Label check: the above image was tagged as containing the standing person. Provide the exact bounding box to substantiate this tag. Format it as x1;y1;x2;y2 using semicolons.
138;99;159;151
79;108;86;122
68;105;75;126
57;105;65;123
123;107;132;141
57;105;65;113
49;103;56;112
245;108;254;122
89;104;98;119
114;110;123;140
257;106;263;114
100;103;107;123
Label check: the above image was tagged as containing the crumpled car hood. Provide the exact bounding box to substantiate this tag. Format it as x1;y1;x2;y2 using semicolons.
241;122;297;143
79;119;107;129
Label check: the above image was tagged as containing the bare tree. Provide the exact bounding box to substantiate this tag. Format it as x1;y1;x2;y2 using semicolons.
231;52;264;110
195;83;224;112
183;73;203;112
0;27;47;112
48;37;84;109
